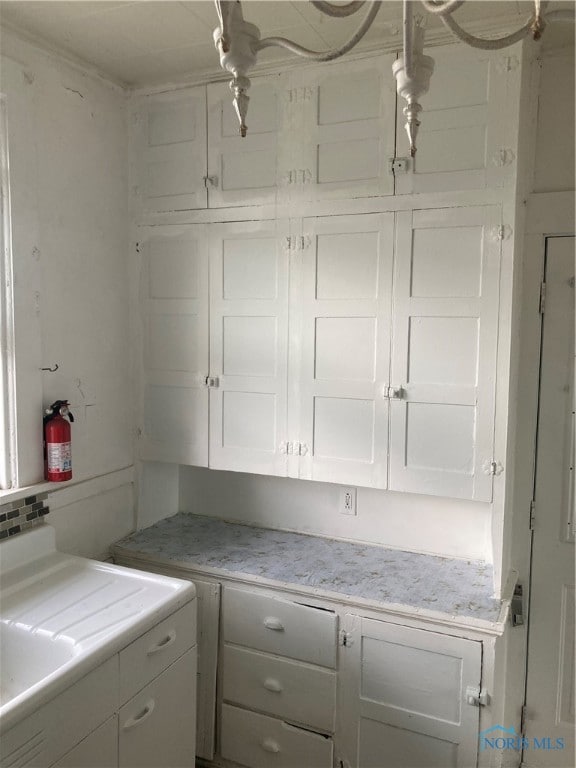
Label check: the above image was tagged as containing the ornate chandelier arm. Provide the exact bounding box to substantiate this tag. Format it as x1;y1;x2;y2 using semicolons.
439;1;549;48
310;1;366;18
254;1;380;61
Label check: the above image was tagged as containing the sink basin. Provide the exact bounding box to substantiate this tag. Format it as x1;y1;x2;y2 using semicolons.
0;524;195;732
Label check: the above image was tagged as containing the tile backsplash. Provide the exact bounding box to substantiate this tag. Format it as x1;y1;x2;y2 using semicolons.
0;493;50;539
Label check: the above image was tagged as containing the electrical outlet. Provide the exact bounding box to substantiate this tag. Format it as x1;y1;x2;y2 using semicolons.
339;487;357;516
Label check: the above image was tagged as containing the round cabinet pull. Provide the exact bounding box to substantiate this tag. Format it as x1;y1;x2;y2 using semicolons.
263;677;283;693
147;629;176;655
263;616;285;631
123;699;156;731
261;738;281;754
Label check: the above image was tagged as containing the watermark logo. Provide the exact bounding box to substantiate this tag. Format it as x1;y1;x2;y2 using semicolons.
480;725;565;752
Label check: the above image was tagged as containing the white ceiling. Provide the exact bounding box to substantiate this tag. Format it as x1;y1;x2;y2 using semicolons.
0;1;573;88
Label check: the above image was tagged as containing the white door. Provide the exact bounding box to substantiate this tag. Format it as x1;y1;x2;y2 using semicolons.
389;206;501;500
395;44;522;194
297;214;394;487
138;225;209;466
523;236;575;766
339;615;482;768
209;220;290;476
207;73;289;208
296;56;396;202
131;89;207;215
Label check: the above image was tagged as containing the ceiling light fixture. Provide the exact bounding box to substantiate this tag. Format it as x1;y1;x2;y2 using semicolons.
213;0;574;155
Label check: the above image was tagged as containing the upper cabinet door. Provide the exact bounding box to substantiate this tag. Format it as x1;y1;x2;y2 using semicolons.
207;74;289;208
389;206;501;501
209;220;290;476
296;213;394;487
296;56;396;202
132;89;208;216
395;44;521;194
139;225;209;466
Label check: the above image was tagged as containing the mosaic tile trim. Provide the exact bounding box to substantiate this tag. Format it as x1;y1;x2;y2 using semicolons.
0;493;49;539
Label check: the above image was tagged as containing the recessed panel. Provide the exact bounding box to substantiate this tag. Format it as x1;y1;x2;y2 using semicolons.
318;71;380;125
408;317;479;386
361;637;462;722
222;392;276;451
145;156;198;198
416;125;487;173
316;232;379;300
313;397;374;461
145;385;201;442
359;719;457;768
223;239;277;299
318;139;380;184
222;84;277;137
406;403;475;473
149;237;199;299
411;227;482;298
148;102;197;146
427;58;489;110
148;314;198;371
223;316;277;377
315;318;376;382
221;149;276;191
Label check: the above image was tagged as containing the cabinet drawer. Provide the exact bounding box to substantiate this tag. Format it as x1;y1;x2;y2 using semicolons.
119;647;196;768
221;704;333;768
223;645;336;733
223;587;337;668
119;600;196;703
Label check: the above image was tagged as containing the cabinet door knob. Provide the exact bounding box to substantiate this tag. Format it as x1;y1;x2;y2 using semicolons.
123;699;156;730
263;616;285;631
147;629;176;655
263;677;283;693
261;738;281;753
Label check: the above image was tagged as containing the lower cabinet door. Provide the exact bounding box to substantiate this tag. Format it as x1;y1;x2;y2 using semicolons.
119;647;197;768
221;704;333;768
339;616;482;768
52;717;118;768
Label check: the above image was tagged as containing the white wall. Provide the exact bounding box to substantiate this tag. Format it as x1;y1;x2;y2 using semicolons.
0;29;134;558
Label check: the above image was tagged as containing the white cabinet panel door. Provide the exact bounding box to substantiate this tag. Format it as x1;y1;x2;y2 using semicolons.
297;214;394;487
339;615;482;768
396;45;520;194
389;207;501;500
209;221;290;476
132;89;207;215
207;74;289;208
139;225;209;466
296;57;396;202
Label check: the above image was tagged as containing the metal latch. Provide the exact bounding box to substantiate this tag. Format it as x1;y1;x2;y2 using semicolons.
203;175;218;189
465;686;490;707
205;376;220;388
388;157;409;174
510;583;524;627
338;630;353;647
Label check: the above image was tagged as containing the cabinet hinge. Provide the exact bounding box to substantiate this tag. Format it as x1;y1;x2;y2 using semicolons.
338;630;353;647
482;459;503;476
388;157;409;175
285;235;310;252
529;500;536;530
205;376;220;388
511;582;524;627
489;224;513;241
520;704;528;736
465;686;490;707
338;760;352;768
539;281;546;314
203;175;218;189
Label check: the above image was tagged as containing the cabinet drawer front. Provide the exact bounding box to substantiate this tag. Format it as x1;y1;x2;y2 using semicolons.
223;645;336;733
221;704;333;768
223;587;337;668
119;600;196;702
119;648;196;768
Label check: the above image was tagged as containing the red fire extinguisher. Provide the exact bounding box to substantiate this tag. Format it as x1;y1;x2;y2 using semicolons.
43;400;74;482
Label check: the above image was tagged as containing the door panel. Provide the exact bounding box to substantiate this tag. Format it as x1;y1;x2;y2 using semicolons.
297;214;394;487
390;206;501;500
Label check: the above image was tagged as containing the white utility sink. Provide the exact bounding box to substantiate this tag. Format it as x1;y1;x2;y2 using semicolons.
0;525;195;732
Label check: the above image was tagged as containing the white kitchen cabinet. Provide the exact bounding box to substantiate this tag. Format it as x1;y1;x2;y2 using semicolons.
138;224;209;466
395;44;522;194
339;615;482;768
194;579;221;762
208;219;291;476
296;213;394;487
389;206;501;501
52;717;118;768
132;89;208;215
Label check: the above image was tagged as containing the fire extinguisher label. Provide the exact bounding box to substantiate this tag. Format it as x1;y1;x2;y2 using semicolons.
47;442;72;472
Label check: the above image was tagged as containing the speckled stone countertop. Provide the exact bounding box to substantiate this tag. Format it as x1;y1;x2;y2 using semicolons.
114;513;505;631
